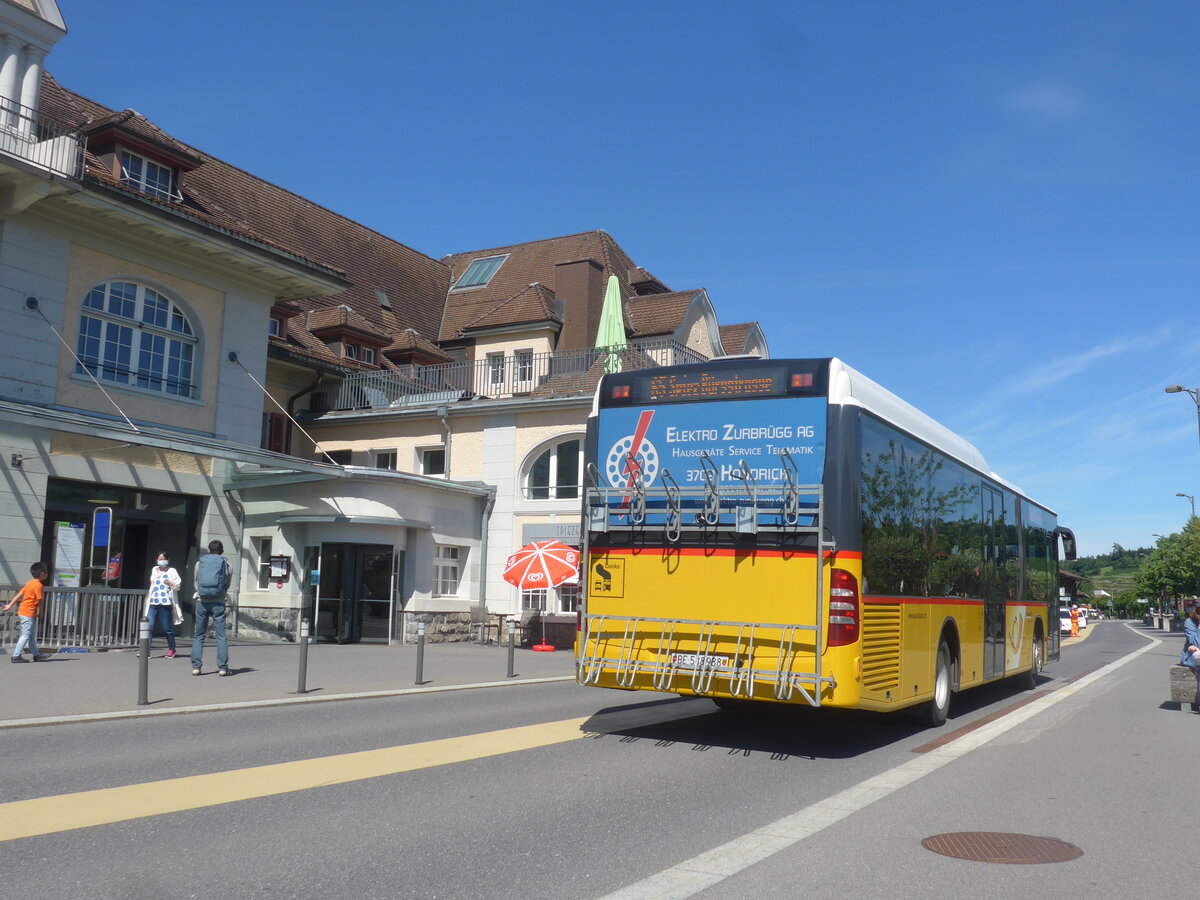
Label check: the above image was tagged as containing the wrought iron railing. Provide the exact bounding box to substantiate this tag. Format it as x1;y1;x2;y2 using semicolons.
317;340;710;411
0;95;84;180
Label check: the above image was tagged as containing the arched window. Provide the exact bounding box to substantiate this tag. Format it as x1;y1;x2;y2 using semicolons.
523;436;582;500
75;281;199;398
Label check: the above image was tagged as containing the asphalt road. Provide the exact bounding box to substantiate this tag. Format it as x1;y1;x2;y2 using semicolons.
0;622;1183;899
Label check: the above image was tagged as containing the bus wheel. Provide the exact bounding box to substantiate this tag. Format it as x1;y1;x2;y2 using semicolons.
1020;633;1044;691
916;641;952;728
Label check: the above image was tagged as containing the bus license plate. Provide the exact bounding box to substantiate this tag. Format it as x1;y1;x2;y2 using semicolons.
670;653;730;670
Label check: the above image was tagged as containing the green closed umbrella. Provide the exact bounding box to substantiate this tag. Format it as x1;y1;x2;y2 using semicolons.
595;274;627;374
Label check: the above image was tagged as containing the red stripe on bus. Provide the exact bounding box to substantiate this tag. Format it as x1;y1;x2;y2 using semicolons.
863;595;1048;608
592;548;863;560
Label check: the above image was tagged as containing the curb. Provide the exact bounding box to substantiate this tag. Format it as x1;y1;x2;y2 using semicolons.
0;675;576;730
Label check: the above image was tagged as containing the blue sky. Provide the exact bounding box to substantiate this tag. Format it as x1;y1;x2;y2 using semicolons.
46;1;1199;556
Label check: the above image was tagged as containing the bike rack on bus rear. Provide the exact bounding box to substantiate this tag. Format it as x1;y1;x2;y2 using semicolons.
578;451;839;707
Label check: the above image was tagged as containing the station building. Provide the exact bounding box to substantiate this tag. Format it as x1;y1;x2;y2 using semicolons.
0;0;766;646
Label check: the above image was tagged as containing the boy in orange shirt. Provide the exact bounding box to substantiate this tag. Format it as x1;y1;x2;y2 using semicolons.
4;562;49;663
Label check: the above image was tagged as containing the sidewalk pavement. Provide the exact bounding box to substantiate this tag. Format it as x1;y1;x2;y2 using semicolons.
0;640;576;728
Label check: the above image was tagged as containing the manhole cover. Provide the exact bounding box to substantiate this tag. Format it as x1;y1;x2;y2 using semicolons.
922;832;1082;864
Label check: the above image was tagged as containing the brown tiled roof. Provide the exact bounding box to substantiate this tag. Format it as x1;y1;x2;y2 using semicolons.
460;282;559;333
718;323;753;354
39;73;451;356
83;108;204;164
627;290;701;337
438;230;659;341
306;305;389;343
383;328;452;362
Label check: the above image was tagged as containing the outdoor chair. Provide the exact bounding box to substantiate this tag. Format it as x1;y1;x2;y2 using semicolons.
468;605;498;644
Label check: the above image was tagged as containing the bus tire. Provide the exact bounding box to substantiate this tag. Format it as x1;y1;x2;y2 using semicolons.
1020;631;1044;691
916;641;952;728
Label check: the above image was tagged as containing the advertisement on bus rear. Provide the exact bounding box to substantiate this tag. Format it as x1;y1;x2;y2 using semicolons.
596;397;827;494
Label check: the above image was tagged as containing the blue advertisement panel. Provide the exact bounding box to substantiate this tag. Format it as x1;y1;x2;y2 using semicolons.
596;397;827;499
92;509;110;547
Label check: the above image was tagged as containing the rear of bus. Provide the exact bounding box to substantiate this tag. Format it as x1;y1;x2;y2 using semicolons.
576;358;865;709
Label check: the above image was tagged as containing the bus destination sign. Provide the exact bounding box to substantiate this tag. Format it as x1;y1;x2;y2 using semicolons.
644;369;779;402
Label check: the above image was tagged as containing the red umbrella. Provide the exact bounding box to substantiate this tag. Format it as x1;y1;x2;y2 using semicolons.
502;540;580;590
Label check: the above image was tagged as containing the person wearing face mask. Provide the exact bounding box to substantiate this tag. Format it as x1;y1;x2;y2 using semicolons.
142;551;183;659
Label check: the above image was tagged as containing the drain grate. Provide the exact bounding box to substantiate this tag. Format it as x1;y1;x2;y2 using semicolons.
922;832;1082;864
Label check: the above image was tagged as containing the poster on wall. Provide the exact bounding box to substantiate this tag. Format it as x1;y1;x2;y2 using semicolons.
54;521;84;588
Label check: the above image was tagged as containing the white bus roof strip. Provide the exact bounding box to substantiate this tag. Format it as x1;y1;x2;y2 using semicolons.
827;358;990;474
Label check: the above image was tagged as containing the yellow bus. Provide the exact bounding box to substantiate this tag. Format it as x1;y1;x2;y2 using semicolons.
576;358;1076;726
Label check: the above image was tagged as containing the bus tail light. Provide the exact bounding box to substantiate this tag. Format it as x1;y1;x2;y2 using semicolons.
827;568;859;647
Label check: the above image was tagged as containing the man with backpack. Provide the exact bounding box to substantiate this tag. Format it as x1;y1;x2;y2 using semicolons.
191;540;232;677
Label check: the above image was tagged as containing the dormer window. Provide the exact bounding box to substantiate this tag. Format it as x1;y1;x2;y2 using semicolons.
119;150;179;202
452;254;508;290
360;347;376;365
344;343;358;360
268;317;283;338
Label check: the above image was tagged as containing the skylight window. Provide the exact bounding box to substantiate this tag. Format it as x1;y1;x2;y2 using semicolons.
453;254;508;290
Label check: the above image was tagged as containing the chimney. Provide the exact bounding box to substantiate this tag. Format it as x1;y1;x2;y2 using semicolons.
553;257;606;350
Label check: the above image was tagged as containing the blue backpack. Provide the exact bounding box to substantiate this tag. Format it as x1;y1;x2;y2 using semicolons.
196;555;229;599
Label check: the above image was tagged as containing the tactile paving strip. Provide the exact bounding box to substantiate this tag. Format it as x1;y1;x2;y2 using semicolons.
921;832;1083;864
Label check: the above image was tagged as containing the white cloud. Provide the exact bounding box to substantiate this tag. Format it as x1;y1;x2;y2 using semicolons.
1005;83;1084;119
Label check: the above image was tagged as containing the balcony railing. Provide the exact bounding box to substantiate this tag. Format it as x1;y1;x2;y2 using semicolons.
316;339;710;412
0;95;84;180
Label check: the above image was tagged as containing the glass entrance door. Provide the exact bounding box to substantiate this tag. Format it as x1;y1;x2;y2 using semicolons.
315;543;396;643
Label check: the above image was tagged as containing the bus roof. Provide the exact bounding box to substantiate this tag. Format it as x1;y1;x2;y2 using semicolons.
592;357;1041;505
828;358;1033;500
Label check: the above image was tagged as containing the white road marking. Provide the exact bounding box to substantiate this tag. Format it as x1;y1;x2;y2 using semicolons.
602;627;1160;899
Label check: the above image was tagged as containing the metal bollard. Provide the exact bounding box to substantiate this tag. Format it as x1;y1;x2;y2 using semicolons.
415;621;425;685
294;618;310;694
137;616;150;706
507;622;516;678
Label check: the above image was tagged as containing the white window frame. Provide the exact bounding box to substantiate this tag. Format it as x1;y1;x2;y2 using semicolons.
344;343;359;360
75;280;200;400
418;446;447;478
558;582;580;614
433;545;462;597
360;347;376;365
514;348;534;384
268;317;282;337
522;589;547;612
119;149;180;202
523;435;584;500
373;449;397;470
486;352;505;386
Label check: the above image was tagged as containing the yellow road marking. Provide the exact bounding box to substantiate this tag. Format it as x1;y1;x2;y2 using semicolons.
0;716;591;843
0;700;709;843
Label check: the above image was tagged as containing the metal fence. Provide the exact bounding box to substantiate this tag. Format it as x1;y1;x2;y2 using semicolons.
0;586;144;652
317;340;710;412
0;95;85;180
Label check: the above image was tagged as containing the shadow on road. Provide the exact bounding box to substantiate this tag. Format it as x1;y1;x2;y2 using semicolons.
579;671;1054;762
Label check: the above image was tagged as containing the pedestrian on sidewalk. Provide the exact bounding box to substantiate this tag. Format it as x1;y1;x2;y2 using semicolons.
4;562;49;663
191;540;231;677
142;551;183;659
1180;603;1200;712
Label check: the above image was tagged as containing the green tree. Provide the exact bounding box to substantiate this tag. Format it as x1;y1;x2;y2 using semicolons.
1135;518;1200;605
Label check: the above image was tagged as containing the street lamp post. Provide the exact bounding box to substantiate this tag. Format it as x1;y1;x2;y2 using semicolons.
1165;385;1200;454
1177;492;1196;517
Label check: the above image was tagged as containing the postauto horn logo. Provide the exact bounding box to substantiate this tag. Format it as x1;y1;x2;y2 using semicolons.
606;410;659;488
